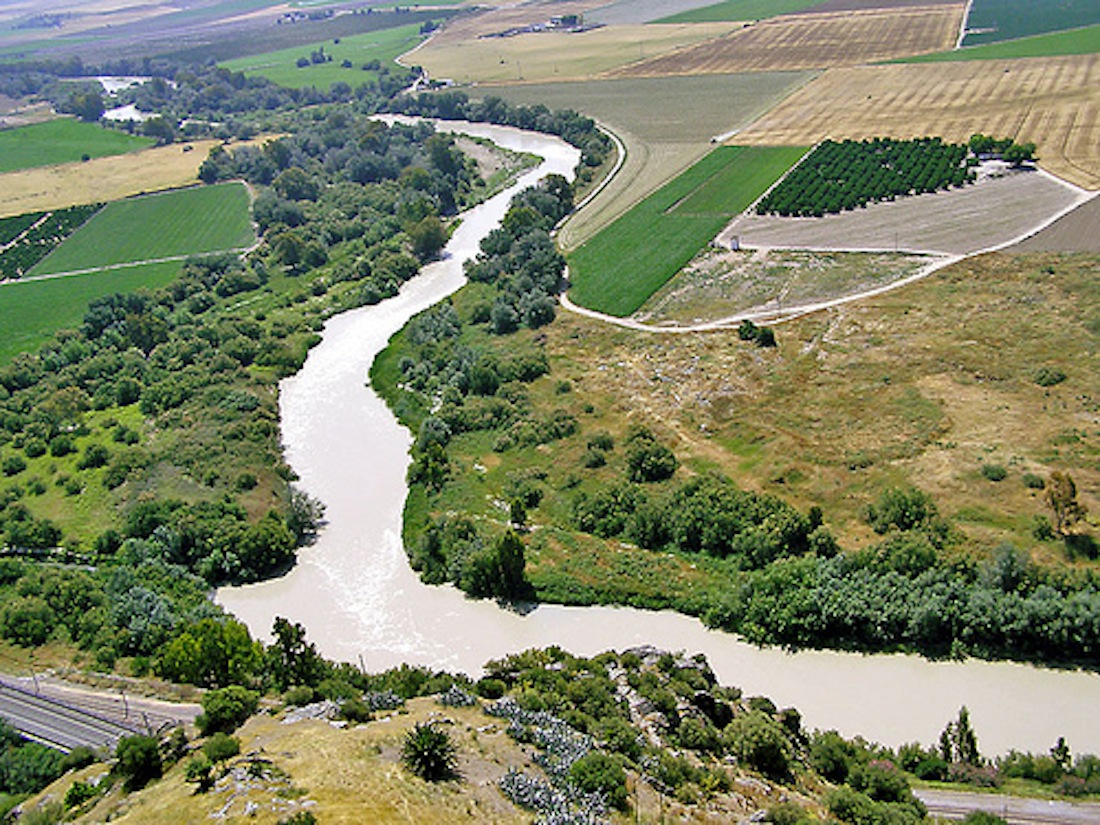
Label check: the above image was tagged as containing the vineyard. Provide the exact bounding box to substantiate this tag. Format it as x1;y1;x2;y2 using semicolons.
756;137;974;217
0;205;102;280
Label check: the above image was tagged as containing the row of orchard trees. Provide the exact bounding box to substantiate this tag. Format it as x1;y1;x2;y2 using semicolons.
757;137;976;218
756;133;1036;219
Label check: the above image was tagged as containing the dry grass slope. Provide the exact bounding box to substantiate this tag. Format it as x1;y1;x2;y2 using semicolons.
607;4;965;75
734;55;1100;190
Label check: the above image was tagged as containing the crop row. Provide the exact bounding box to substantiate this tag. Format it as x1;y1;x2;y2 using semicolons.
0;205;102;280
756;137;975;218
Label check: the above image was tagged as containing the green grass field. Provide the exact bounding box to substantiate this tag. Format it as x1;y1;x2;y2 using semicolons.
0;261;181;364
0;119;153;174
568;145;807;317
962;0;1100;46
903;23;1100;62
30;183;253;276
656;0;824;24
219;22;428;89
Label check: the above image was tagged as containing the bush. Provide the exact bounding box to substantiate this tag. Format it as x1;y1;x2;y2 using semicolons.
197;686;259;736
401;722;458;781
569;751;628;810
1022;473;1045;490
1;456;25;477
981;464;1007;482
626;437;677;483
476;678;506;699
1033;367;1066;387
114;735;162;791
338;698;373;723
283;685;315;707
202;732;240;763
724;712;791;781
64;779;98;808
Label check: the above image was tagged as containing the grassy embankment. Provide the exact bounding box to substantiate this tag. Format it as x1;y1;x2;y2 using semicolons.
904;23;1100;62
567;145;807;317
219;23;429;89
0;119;153;174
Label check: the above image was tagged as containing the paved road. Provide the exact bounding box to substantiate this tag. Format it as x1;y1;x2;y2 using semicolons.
916;788;1100;824
0;679;142;752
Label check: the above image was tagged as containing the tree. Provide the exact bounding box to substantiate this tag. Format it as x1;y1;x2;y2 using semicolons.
114;735;162;790
940;706;981;766
407;215;447;261
1047;472;1086;534
267;617;325;690
401;722;458;781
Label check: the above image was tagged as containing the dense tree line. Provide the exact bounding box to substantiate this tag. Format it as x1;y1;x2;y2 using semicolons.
757;137;977;217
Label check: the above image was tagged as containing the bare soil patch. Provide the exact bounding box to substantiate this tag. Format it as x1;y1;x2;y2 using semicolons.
634;248;936;324
1006;195;1100;252
724;167;1084;255
734;55;1100;190
607;4;964;75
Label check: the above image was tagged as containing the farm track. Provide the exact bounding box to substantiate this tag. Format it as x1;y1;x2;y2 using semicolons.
0;245;255;288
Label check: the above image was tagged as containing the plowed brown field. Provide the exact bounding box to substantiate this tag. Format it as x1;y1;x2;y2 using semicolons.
733;55;1100;189
606;4;964;75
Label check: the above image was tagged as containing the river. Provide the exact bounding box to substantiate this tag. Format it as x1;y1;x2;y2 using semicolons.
217;120;1100;756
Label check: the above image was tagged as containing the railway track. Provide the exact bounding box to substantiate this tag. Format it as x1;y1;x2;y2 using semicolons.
0;679;142;752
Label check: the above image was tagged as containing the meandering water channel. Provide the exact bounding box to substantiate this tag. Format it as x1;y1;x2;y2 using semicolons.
218;121;1100;756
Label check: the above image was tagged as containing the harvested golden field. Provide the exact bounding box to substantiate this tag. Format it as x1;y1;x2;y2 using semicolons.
552;251;1099;554
412;22;739;84
734;55;1100;189
0;137;267;217
607;4;964;76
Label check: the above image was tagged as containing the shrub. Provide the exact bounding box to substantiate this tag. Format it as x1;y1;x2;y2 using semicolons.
476;678;506;699
981;464;1007;482
202;732;240;763
626;437;677;483
114;734;163;791
401;722;458;781
283;685;315;707
338;698;373;723
197;686;259;736
1021;473;1045;490
186;754;215;792
1;456;25;477
64;779;98;808
569;751;628;810
1033;367;1066;387
724;711;792;780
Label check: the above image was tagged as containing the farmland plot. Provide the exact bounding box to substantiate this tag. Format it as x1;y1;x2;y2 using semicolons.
567;144;807;316
487;71;814;246
0;119;152;173
725;168;1085;255
1007;196;1100;253
905;23;1100;62
412;23;738;84
962;0;1100;47
609;4;965;75
733;56;1100;190
0;139;253;217
30;183;253;276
